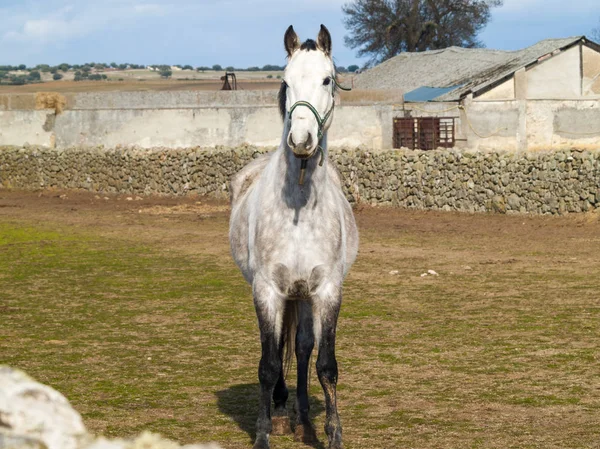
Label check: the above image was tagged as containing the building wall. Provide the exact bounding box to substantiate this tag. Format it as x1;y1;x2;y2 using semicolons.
526;46;581;99
582;44;600;96
477;43;600;101
477;77;516;101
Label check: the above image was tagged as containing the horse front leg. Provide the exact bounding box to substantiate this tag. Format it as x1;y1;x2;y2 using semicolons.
315;289;343;449
294;300;318;444
253;285;285;449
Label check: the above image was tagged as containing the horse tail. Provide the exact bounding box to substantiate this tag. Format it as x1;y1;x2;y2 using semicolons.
282;300;298;378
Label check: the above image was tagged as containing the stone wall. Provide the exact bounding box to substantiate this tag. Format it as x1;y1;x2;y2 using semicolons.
1;145;599;215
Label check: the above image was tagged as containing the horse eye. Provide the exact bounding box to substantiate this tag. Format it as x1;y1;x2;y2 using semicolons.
323;77;331;86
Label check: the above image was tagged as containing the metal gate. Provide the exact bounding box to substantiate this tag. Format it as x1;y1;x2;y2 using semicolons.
393;117;455;150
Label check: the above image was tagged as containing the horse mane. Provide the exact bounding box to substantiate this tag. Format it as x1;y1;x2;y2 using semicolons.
278;81;287;120
300;39;317;51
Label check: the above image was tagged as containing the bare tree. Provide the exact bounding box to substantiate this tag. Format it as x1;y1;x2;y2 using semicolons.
343;0;503;65
592;19;600;42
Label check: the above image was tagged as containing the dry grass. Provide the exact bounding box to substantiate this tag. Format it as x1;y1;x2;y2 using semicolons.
1;190;600;449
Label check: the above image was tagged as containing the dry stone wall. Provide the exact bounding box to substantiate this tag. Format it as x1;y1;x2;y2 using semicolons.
1;145;599;215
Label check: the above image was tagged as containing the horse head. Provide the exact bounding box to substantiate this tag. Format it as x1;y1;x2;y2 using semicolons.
279;25;336;160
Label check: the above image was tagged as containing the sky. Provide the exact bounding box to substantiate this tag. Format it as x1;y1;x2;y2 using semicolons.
0;0;598;68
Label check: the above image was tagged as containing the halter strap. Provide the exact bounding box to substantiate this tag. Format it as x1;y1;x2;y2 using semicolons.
284;76;352;185
286;77;352;141
288;100;334;141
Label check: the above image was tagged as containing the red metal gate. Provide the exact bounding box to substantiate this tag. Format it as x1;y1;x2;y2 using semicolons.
393;117;455;150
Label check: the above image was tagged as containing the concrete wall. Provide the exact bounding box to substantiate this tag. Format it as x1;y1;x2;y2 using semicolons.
460;99;523;151
0;91;395;150
0;110;55;147
444;98;600;152
1;145;598;215
528;100;600;149
1;90;599;153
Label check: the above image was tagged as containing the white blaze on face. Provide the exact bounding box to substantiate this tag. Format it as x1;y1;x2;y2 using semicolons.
284;49;335;157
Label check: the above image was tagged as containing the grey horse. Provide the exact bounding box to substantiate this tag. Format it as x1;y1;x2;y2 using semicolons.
229;24;358;449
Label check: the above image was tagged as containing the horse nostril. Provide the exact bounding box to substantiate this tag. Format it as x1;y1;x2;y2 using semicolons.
288;132;295;148
305;133;313;149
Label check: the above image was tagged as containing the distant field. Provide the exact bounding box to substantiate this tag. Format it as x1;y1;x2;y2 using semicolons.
0;79;280;93
0;69;360;96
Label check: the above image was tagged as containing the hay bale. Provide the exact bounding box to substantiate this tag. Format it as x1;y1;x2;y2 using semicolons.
35;92;67;114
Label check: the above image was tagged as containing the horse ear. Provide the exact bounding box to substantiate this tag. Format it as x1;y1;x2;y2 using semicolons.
284;25;300;57
317;24;332;56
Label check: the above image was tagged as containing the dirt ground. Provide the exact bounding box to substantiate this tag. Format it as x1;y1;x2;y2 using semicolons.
1;189;600;449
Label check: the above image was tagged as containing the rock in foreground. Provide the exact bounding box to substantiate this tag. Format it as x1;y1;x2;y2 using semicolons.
0;366;221;449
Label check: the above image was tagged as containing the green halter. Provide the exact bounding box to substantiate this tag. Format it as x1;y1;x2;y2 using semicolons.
285;77;352;185
287;77;352;141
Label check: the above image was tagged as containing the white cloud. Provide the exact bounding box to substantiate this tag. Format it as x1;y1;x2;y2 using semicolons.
4;16;89;43
133;3;166;15
1;1;170;45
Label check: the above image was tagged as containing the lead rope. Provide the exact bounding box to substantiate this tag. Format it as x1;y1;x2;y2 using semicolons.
290;77;352;185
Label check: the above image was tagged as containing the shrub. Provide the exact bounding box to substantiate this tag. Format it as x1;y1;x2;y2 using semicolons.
27;70;41;81
53;73;63;81
10;75;27;85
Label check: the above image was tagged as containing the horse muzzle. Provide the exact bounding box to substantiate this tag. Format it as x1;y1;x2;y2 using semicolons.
288;130;316;158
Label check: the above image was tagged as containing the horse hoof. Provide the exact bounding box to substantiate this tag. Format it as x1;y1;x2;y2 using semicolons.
272;415;292;435
252;435;270;449
294;422;318;444
328;440;343;449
